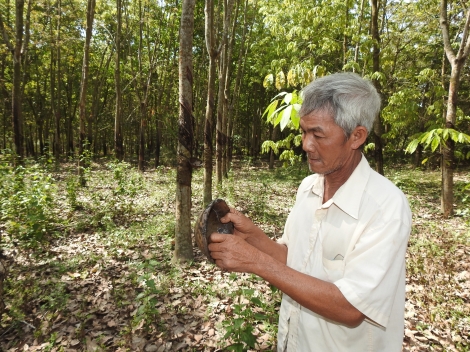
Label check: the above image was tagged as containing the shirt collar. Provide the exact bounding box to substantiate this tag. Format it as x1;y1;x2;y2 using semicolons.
306;155;371;219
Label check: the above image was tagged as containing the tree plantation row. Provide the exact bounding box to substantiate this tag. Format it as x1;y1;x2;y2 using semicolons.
1;0;470;217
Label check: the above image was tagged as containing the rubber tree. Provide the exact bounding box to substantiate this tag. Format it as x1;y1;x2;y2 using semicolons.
174;0;196;263
78;0;96;185
371;0;384;175
203;0;219;206
439;0;470;217
114;0;124;161
0;0;31;163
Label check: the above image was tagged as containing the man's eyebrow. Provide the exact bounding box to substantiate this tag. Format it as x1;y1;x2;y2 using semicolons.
301;125;325;133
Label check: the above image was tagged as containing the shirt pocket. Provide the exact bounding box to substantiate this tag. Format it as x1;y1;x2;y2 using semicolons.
322;257;345;282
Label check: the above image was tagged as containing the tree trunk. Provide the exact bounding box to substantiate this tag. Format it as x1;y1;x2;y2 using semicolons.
342;0;350;67
54;0;62;162
139;102;146;171
353;0;366;70
155;117;162;168
174;0;195;263
9;0;26;163
222;0;238;178
1;54;8;150
78;0;95;185
439;0;470;217
216;0;235;183
216;50;226;184
114;0;124;161
269;124;278;169
441;66;461;216
371;0;384;175
227;0;250;170
203;0;218;206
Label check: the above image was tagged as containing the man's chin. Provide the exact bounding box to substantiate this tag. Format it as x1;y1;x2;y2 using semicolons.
308;162;340;176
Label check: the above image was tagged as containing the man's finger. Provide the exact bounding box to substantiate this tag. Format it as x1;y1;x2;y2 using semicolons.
220;207;240;223
210;232;228;243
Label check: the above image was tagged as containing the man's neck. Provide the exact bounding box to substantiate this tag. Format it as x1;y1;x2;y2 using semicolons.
323;152;362;203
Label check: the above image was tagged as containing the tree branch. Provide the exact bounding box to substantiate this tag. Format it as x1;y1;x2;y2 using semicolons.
0;13;14;52
458;8;470;60
21;0;32;57
440;0;456;63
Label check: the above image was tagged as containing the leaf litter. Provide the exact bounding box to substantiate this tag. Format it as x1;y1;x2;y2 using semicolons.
0;161;469;351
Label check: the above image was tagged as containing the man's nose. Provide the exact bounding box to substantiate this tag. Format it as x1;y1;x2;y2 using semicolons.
302;135;315;152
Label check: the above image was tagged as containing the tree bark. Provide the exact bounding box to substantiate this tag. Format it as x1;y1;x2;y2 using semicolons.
78;0;96;185
54;0;62;161
203;0;218;206
439;0;470;217
216;0;235;183
114;0;124;161
371;0;384;175
174;0;196;263
222;0;239;178
353;0;366;69
0;0;29;163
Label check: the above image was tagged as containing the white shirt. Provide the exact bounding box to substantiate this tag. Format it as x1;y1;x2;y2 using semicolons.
277;155;412;352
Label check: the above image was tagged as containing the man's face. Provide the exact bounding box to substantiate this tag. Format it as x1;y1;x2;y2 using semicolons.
300;109;355;175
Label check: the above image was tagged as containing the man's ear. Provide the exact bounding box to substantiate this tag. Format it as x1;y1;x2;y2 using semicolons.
350;126;368;150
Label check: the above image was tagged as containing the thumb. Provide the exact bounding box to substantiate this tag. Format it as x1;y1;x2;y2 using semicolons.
210;232;228;243
220;207;242;223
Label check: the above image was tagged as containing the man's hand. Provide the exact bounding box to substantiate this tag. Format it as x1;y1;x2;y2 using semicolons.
218;207;262;242
217;207;288;264
208;233;260;272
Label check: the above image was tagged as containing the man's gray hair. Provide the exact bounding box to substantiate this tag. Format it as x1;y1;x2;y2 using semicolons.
299;72;381;136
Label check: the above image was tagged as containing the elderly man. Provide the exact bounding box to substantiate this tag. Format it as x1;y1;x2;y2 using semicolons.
209;72;412;351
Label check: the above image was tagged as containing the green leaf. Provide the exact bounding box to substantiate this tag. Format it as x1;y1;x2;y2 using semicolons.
262;100;279;121
282;93;293;105
290;108;300;129
250;297;263;306
263;74;274;88
146;279;156;290
442;128;449;141
405;139;419;154
254;313;268;320
430;135;440;152
233;318;244;329
226;343;244;352
280;105;293;131
240;330;257;348
243;289;255;297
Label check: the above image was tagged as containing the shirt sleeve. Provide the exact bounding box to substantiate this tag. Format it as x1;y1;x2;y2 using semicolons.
334;193;411;328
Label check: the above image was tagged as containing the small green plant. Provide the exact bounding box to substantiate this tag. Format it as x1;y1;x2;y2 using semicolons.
0;162;57;249
66;175;80;210
222;287;271;352
133;260;162;332
78;141;93;186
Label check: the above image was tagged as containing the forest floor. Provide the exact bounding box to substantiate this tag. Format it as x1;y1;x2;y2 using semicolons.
0;158;469;351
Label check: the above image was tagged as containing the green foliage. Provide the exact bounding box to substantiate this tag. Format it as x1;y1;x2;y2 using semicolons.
87;161;145;229
134;260;163;330
222;287;275;352
0;161;57;249
261;91;303;166
66;175;80;210
262;91;302;131
405;128;470;164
